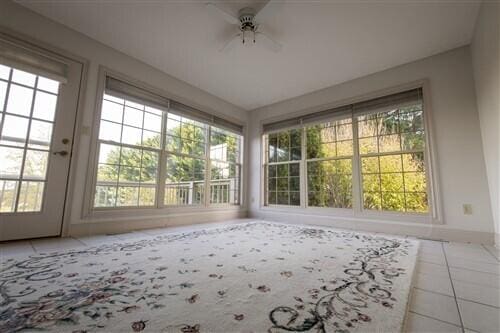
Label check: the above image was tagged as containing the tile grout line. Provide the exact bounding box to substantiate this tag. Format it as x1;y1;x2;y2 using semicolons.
408;310;463;328
28;240;37;253
415;286;500;309
441;242;466;333
481;244;500;262
447;264;500;276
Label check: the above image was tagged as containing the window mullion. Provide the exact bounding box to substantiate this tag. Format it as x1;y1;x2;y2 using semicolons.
156;106;169;209
352;114;362;213
204;126;211;207
300;126;307;208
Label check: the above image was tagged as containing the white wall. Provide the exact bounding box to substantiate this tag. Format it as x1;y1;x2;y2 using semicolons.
248;46;495;244
0;1;249;236
471;1;500;245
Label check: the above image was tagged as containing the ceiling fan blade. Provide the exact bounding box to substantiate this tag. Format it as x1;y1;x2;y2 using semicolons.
220;33;242;53
256;31;282;52
254;0;276;22
206;3;240;25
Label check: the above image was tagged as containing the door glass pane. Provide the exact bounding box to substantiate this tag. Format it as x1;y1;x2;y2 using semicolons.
37;77;59;94
0;115;29;146
17;181;45;212
33;90;58;121
0;180;18;212
23;150;49;180
0;65;59;213
6;84;33;116
0;64;10;80
0;146;23;178
12;69;36;87
28;120;53;149
0;81;7;111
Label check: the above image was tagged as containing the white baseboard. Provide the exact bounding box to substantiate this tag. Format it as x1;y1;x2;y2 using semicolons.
251;210;495;245
68;210;248;237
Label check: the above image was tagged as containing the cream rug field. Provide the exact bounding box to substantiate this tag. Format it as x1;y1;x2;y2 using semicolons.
0;222;418;333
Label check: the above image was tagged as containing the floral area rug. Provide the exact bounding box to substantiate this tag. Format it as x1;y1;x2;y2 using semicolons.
0;222;418;333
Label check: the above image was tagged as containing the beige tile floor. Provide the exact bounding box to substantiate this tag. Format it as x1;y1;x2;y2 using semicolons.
1;220;499;332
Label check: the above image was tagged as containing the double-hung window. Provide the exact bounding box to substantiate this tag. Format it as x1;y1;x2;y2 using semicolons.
263;88;431;216
93;75;243;210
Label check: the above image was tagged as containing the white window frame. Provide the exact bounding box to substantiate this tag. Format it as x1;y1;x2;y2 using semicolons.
82;68;244;219
260;81;442;224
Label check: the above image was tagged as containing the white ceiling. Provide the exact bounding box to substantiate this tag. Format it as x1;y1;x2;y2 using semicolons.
18;0;480;110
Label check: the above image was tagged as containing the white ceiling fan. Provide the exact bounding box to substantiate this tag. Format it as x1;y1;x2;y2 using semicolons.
206;1;282;53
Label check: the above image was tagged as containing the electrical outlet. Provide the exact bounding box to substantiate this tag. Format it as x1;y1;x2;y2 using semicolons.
463;204;473;215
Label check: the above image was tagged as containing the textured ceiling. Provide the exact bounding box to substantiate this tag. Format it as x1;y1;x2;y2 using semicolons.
18;0;481;110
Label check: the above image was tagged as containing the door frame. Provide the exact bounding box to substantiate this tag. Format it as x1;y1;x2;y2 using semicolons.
0;26;89;239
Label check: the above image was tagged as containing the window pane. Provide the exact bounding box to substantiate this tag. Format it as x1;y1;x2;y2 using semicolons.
17;181;44;212
139;186;155;206
378;134;401;153
362;174;380;193
122;126;142;146
33;91;57;121
401;131;425;150
0;180;18;212
97;164;119;183
12;69;36;87
0;146;23;178
0;115;29;147
117;186;139;206
378;109;399;135
6;84;33;116
361;156;379;174
165;154;205;205
210;127;240;163
406;192;428;212
307;159;352;208
358;99;427;213
379;154;403;173
210;161;239;205
358;137;378;154
99;120;122;142
400;110;423;133
381;192;405;211
166;115;206;157
404;172;427;192
37;77;59;94
142;130;160;148
143;112;161;132
104;94;124;104
0;64;10;80
358;117;379;138
364;192;381;210
268;133;277;162
94;186;117;207
95;139;158;208
403;153;425;172
98;143;121;164
101;100;123;123
28;120;53;150
23;150;49;180
381;173;403;192
123;106;144;127
0;81;7;111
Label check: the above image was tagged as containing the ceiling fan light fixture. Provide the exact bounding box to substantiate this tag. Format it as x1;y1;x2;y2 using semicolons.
207;1;282;52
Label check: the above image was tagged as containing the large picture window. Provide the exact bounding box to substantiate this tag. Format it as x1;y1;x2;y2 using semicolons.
263;88;430;215
265;129;301;206
93;76;243;210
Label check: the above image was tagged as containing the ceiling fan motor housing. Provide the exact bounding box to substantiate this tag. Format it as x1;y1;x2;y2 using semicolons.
239;7;256;30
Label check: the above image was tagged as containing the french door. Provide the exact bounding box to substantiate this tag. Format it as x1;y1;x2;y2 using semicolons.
0;39;82;241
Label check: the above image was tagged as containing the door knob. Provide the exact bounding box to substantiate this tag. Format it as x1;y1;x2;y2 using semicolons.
53;150;69;156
